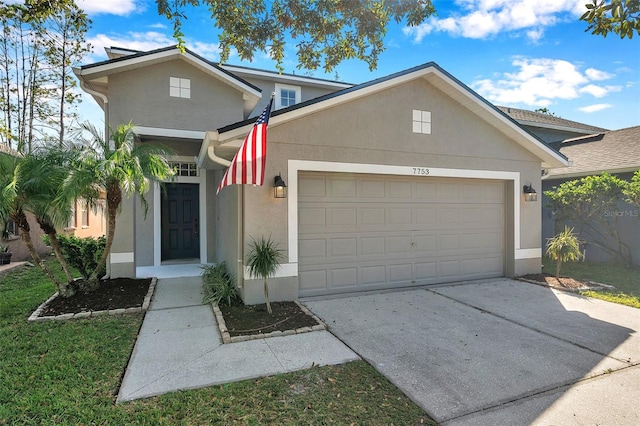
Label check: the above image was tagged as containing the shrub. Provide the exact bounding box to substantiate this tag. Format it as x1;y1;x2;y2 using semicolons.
202;261;239;307
246;235;284;315
545;226;582;278
44;234;106;280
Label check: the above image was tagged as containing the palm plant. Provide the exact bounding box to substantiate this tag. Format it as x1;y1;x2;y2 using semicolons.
64;122;174;289
545;226;582;279
246;235;284;314
0;149;76;296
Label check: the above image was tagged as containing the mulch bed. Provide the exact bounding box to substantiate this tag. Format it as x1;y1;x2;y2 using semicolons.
520;273;604;291
40;278;152;316
220;301;320;337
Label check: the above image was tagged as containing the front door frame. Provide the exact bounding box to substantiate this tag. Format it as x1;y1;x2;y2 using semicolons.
153;156;208;266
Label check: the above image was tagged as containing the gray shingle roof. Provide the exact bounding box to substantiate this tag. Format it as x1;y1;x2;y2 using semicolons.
497;106;608;134
545;125;640;178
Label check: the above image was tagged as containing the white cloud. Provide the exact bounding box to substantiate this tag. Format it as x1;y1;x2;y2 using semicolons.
149;23;168;29
579;84;622;97
471;57;620;107
579;104;613;113
76;0;143;16
585;68;614;80
404;0;585;41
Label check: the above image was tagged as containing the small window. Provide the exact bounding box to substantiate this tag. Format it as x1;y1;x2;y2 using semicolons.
412;109;431;135
275;83;301;109
81;203;89;227
170;162;199;177
170;77;191;99
67;202;77;229
3;220;18;237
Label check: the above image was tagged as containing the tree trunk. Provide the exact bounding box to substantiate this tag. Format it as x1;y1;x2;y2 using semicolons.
264;278;272;314
88;184;121;287
46;231;75;289
555;258;562;279
14;210;71;296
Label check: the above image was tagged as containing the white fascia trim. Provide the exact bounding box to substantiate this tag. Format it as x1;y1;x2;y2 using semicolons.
287;160;522;265
244;262;298;280
110;252;134;264
221;65;353;89
544;166;640;181
134;126;205;140
515;248;542;260
78;49;261;101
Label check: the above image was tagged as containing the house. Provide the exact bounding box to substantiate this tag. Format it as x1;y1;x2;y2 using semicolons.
0;144;51;261
541;126;640;265
75;46;568;304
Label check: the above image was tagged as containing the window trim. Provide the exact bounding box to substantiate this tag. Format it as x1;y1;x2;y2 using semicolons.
275;83;301;109
170;77;191;99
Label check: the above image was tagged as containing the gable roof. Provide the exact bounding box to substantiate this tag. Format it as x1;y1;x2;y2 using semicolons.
544;125;640;179
74;46;262;114
214;62;568;169
497;106;608;136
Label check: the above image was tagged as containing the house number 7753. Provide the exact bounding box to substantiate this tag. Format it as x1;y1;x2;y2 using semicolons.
413;167;430;175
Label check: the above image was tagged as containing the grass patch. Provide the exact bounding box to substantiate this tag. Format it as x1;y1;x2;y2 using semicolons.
542;256;640;308
0;260;434;425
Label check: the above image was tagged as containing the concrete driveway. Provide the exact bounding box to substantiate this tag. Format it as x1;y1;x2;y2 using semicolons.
304;278;640;425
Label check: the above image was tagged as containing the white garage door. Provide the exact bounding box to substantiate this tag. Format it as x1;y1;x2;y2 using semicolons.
298;172;505;297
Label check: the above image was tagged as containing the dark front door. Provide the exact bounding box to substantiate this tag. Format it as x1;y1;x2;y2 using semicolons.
161;183;200;261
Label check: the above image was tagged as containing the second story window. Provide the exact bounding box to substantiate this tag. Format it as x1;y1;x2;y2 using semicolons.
170;77;191;99
275;83;300;109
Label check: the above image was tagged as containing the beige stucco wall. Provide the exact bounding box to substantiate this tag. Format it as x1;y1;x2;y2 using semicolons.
108;59;244;131
237;77;545;303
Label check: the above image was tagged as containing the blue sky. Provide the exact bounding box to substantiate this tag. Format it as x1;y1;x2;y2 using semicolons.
75;0;639;131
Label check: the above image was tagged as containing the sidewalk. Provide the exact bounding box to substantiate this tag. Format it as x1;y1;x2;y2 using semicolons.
117;276;359;402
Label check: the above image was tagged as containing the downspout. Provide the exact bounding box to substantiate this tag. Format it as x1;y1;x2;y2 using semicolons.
79;79;112;277
205;132;244;290
79;80;109;142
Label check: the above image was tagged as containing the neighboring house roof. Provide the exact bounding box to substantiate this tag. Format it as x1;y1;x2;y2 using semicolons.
544;125;640;179
211;62;568;169
497;106;608;136
74;46;262;114
0;143;20;157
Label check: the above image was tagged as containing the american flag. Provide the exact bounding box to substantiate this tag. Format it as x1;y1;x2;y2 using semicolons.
216;98;273;194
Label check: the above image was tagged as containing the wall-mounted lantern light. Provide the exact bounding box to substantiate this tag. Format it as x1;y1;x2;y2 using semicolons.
523;183;537;202
274;174;287;198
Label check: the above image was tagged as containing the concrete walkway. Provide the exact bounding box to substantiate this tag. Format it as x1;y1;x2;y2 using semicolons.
305;278;640;425
117;276;359;402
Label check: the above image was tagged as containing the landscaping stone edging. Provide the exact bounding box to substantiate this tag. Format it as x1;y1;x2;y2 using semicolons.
211;300;326;344
517;277;616;293
27;277;157;322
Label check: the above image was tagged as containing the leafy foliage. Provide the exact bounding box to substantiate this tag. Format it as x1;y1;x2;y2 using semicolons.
155;0;435;73
202;261;239;307
43;234;106;280
545;173;633;265
0;0;91;152
546;227;583;278
623;169;640;207
67;122;175;285
581;0;640;39
246;235;284;314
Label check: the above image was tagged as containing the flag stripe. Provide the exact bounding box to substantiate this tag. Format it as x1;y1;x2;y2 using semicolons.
217;98;273;194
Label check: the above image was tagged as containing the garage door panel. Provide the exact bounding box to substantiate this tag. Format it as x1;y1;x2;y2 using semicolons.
298;173;505;297
331;268;358;287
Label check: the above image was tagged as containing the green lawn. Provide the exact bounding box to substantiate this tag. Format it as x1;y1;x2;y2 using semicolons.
542;256;640;308
0;261;434;425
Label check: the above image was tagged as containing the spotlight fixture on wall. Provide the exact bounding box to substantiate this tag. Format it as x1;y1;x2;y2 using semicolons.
523;183;537;202
274;174;287;198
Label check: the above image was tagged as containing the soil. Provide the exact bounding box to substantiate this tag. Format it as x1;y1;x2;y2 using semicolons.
520;273;597;291
41;278;151;316
220;301;320;337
